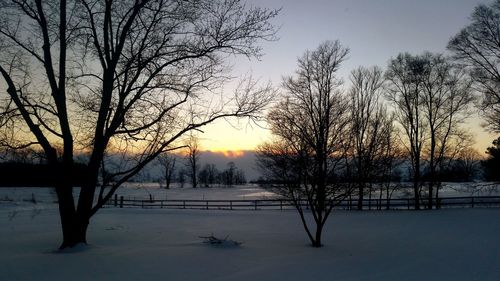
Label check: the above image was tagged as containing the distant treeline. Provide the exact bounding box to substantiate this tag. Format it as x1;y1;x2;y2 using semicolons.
0;162;87;187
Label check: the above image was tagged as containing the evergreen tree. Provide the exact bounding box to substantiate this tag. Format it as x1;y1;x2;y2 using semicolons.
482;137;500;181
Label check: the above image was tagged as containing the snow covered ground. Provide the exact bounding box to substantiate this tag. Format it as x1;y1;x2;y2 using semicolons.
1;185;500;281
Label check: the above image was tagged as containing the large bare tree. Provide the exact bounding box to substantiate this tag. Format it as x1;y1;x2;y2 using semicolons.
448;0;500;133
0;0;277;248
386;52;474;209
386;53;428;210
348;66;394;210
257;41;352;247
419;53;473;208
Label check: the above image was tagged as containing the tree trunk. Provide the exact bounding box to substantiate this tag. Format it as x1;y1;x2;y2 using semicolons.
368;185;372;210
62;219;89;248
435;182;441;209
192;169;197;188
312;222;323;247
378;185;383;210
413;181;420;210
55;185;76;248
57;162;100;249
357;184;364;210
428;129;436;210
414;160;421;210
428;182;434;210
428;155;435;210
386;184;390;210
58;217;89;249
165;166;171;189
55;183;90;249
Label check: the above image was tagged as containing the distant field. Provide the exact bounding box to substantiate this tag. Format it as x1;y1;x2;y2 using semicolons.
1;182;499;208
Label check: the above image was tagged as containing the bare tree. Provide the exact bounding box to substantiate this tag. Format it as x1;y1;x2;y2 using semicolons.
178;169;186;188
376;122;404;210
348;66;394;210
201;163;219;187
198;164;209;187
419;53;474;208
455;148;482;182
207;164;219;186
0;0;278;248
185;134;200;188
448;0;500;133
226;161;237;186
157;152;176;189
439;145;481;182
234;169;246;185
257;41;352;247
386;53;428;210
386;52;474;209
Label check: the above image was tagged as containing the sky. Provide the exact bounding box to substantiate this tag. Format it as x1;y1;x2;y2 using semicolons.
200;0;496;154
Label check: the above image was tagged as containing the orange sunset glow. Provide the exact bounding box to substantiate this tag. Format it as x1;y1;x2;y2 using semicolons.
199;119;270;152
207;149;246;158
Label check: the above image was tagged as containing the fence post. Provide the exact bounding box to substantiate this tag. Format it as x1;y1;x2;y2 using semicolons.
230;201;233;210
280;200;283;211
254;200;257;210
142;200;144;209
160;201;163;209
471;197;474;208
114;194;118;207
407;198;410;210
183;200;186;209
120;196;124;208
206;201;209;210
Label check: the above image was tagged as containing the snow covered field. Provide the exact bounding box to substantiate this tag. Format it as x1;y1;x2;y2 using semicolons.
0;184;279;208
1;185;500;281
1;182;499;208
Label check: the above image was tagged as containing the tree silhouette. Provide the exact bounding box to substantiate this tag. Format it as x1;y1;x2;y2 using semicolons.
185;134;200;188
257;41;352;247
0;0;278;248
483;137;500;181
386;52;474;209
386;53;428;210
348;66;394;210
157;152;176;189
448;0;500;133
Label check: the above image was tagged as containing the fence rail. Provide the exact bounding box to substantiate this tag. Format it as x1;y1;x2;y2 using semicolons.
105;195;500;211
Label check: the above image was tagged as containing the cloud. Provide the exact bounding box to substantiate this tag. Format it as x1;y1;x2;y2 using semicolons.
205;150;246;158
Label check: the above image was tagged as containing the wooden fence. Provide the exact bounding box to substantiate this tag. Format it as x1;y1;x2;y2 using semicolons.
105;195;500;211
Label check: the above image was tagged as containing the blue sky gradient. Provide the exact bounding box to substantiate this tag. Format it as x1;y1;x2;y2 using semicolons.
201;0;495;153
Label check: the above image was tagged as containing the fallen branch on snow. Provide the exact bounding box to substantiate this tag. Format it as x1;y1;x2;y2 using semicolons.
199;234;242;247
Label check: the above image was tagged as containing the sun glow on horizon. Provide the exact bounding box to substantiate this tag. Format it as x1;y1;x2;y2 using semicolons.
197;118;270;153
205;149;247;158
